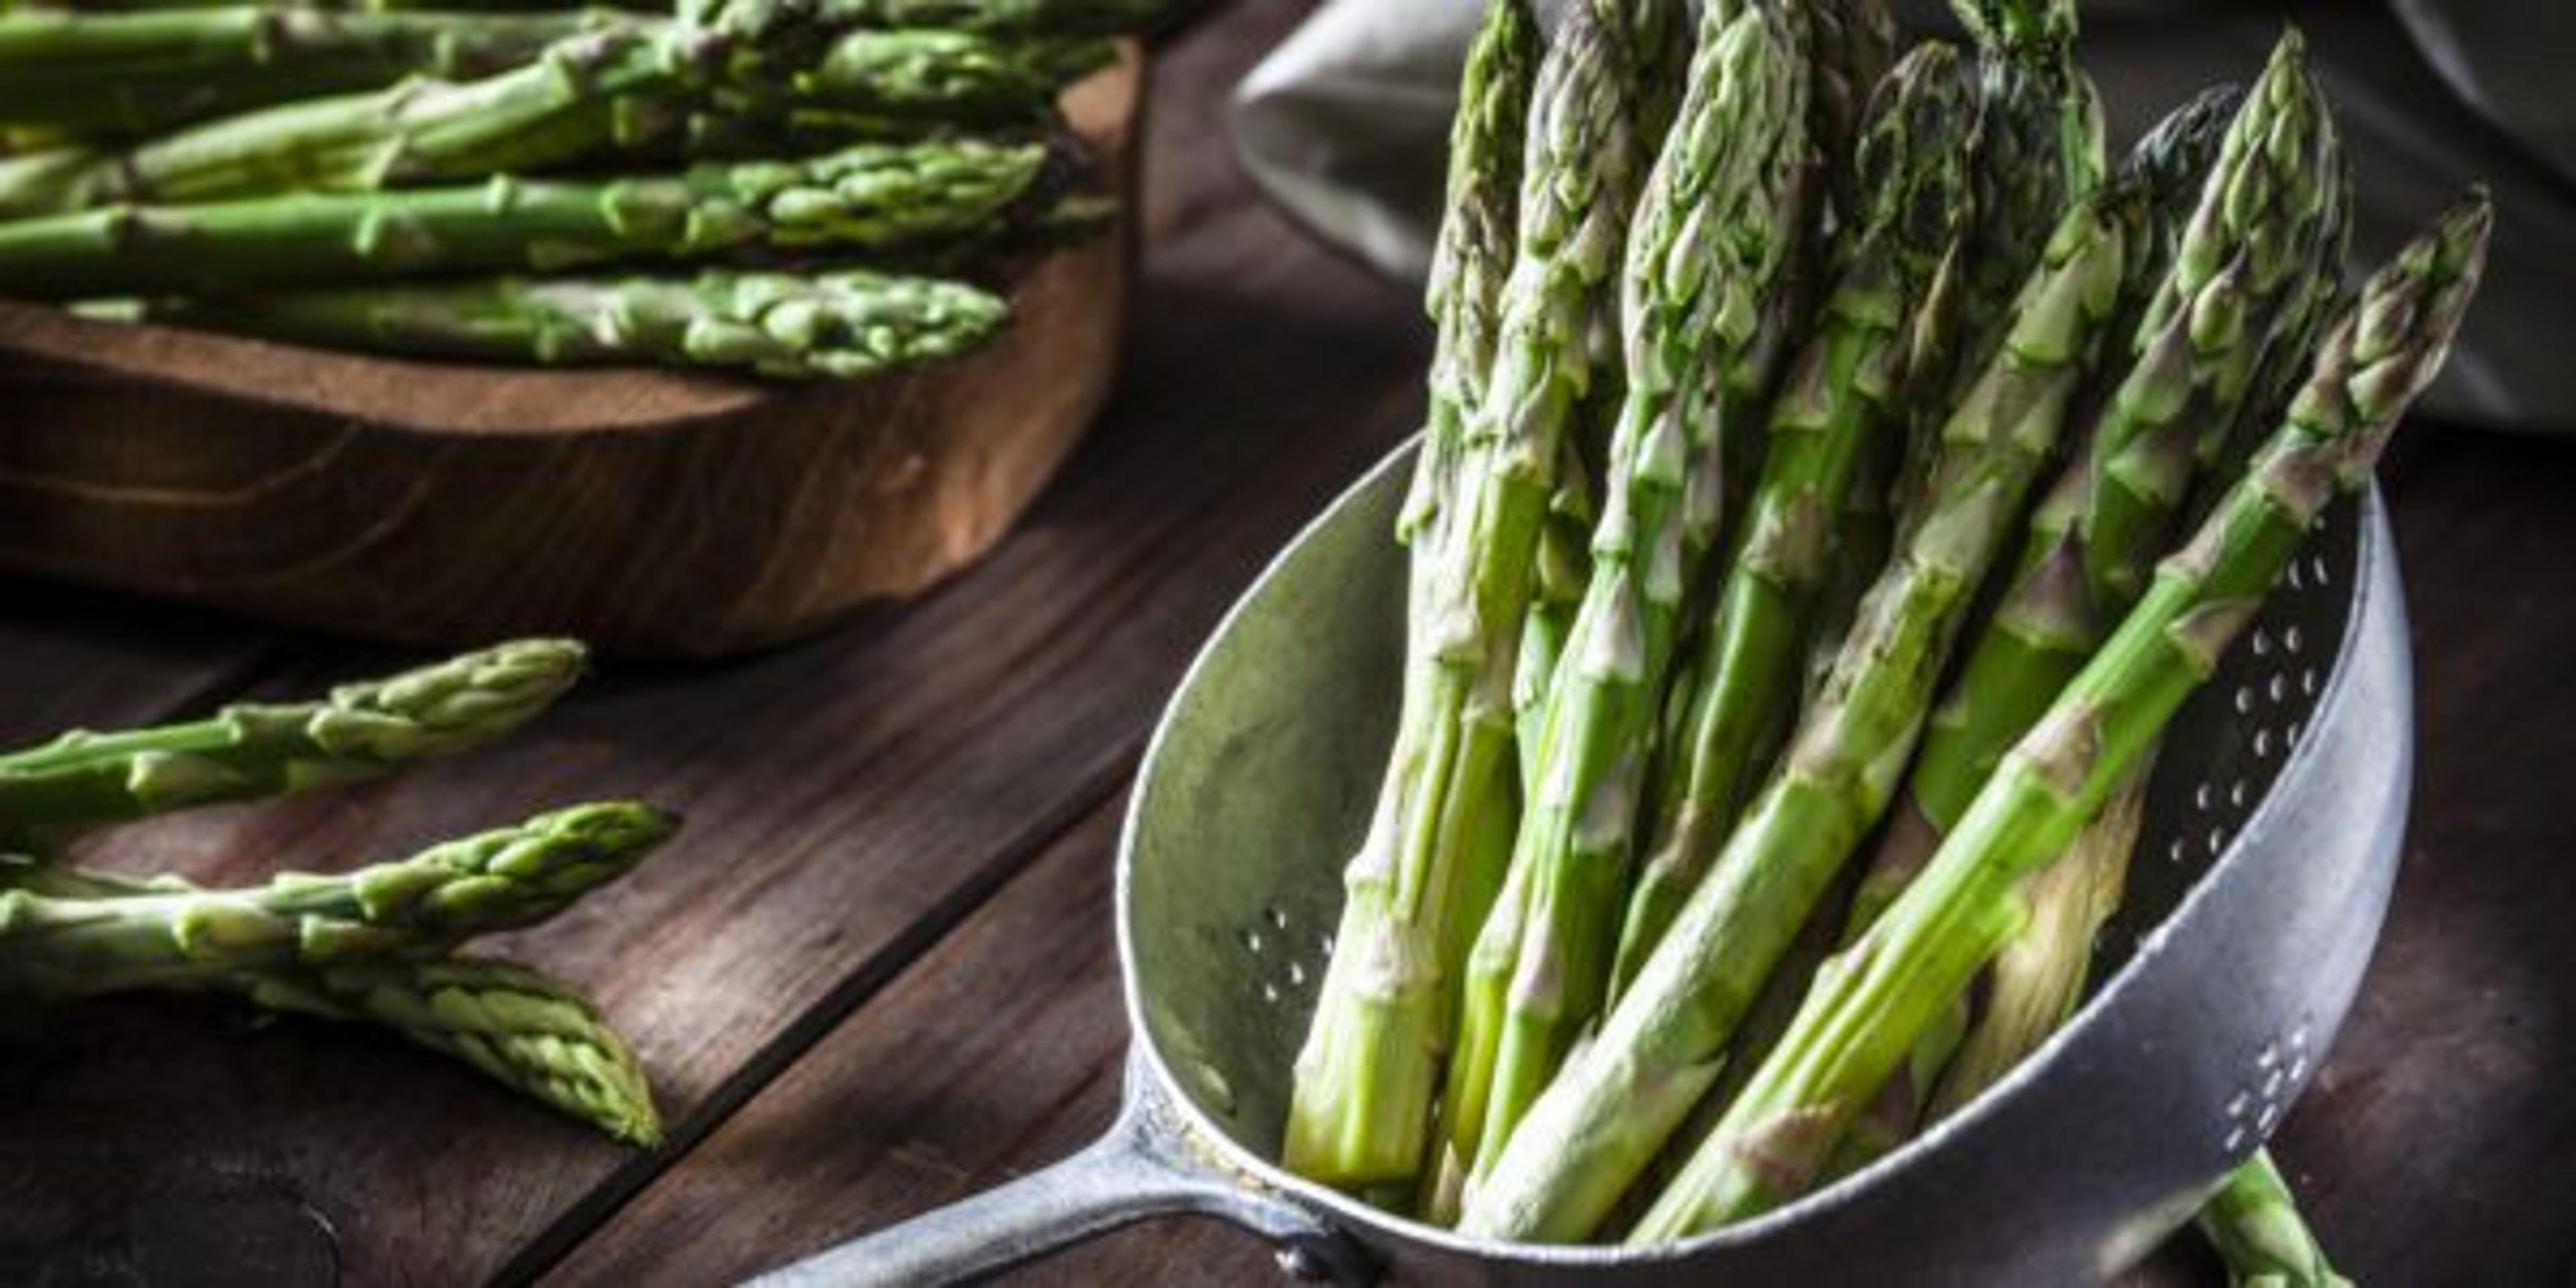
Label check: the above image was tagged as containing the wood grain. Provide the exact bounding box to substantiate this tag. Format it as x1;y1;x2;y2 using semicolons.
0;3;1430;1281
545;797;1279;1286
0;1;2568;1284
0;58;1142;659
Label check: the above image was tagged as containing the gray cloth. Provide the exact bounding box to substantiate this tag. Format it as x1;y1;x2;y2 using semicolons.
1233;0;2575;431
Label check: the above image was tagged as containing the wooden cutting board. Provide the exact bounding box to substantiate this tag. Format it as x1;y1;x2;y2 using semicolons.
0;50;1142;658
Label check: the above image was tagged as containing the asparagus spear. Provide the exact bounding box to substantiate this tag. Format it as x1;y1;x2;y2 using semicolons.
3;834;663;1145
0;6;631;136
2198;1149;2354;1288
1385;0;1542;1211
1468;184;2131;1246
0;140;1043;298
0;4;1097;218
0;640;582;835
1813;90;2272;1172
97;267;1010;378
1802;0;1897;220
1396;0;1536;570
1283;5;1642;1191
13;0;1163;32
1631;193;2491;1238
1466;1;1811;1185
1846;34;2340;942
1941;0;2104;405
0;801;678;995
1607;44;1975;1002
250;955;664;1144
755;25;1111;124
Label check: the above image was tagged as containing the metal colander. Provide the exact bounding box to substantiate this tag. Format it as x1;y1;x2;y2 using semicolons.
755;439;2408;1286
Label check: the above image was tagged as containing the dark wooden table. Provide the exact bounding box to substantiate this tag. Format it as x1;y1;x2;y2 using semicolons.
1;3;2569;1284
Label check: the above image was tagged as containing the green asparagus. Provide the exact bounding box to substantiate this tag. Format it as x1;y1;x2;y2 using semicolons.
4;853;664;1146
1607;44;1974;1003
1846;34;2339;942
1283;2;1639;1191
0;640;582;836
0;140;1042;298
98;266;1010;378
1470;184;2130;1245
1630;193;2490;1238
0;0;1107;218
1801;0;1897;220
0;801;676;995
0;6;631;136
2198;1149;2354;1287
250;955;663;1144
1466;1;1810;1185
1942;0;2104;403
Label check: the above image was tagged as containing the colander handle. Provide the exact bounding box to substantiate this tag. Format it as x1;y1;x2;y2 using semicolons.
743;1059;1369;1286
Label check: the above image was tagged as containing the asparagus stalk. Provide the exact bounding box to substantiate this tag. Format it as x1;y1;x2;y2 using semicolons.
97;267;1010;378
757;25;1111;123
0;3;1101;218
1386;0;1541;1211
2198;1149;2354;1288
801;0;1167;36
1514;449;1593;788
1607;44;1975;1002
250;955;664;1144
1468;184;2131;1246
1941;0;2104;404
1801;0;1897;220
0;6;631;136
5;838;663;1145
1283;3;1641;1191
17;0;1163;32
0;801;679;995
0;140;1043;298
1846;34;2340;941
0;640;582;835
1396;0;1536;568
1467;1;1811;1183
1631;193;2491;1238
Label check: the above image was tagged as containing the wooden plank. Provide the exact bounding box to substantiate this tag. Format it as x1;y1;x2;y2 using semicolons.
0;2;1431;1281
545;797;1277;1285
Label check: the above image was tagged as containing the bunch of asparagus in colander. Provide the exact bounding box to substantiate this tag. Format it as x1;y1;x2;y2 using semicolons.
0;0;1168;378
0;640;680;1145
1283;0;2487;1279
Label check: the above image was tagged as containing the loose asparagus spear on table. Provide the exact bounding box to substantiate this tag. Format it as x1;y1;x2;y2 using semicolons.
1629;193;2489;1239
1460;0;1810;1189
0;802;678;994
5;848;663;1145
1468;179;2132;1246
1287;4;1650;1195
1607;43;1974;1005
0;139;1044;297
91;267;1009;378
0;639;582;837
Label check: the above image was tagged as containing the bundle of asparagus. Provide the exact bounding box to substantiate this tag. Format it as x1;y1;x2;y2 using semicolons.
1281;0;2491;1279
0;0;1168;377
0;639;681;1144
